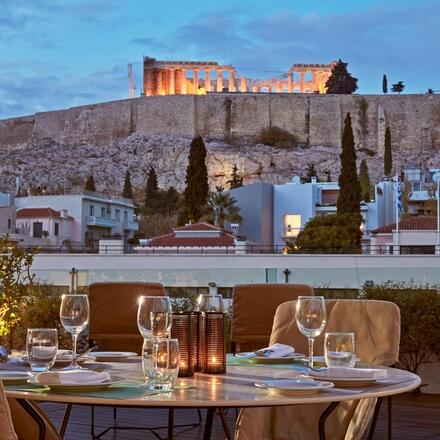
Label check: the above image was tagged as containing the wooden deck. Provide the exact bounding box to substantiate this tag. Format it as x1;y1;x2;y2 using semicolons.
39;393;440;439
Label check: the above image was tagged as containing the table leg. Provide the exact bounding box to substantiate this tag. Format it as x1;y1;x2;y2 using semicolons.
387;396;393;440
60;403;72;438
203;408;215;440
168;408;174;440
318;401;339;440
367;397;383;440
16;399;46;440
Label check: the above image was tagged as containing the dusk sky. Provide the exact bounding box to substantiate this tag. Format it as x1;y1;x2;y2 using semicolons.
1;0;438;119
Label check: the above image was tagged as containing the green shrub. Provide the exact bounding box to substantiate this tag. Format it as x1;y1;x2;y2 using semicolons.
257;126;296;148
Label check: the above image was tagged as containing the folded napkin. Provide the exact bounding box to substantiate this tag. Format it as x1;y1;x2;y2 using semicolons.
309;367;388;380
35;370;111;385
255;343;295;358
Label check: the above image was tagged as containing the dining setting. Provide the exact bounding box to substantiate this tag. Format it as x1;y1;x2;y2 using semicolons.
0;283;421;440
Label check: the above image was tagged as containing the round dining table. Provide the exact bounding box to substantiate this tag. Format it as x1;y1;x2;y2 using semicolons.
3;358;421;440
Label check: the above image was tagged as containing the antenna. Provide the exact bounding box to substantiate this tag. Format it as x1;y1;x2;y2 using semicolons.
128;63;135;98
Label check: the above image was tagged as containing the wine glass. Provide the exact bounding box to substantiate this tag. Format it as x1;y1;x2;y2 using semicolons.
59;294;89;370
295;296;327;368
198;294;224;312
137;296;172;340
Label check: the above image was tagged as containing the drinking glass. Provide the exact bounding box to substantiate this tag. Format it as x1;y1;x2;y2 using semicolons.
198;294;224;312
59;294;89;370
142;338;180;391
325;332;356;368
295;296;327;368
137;296;172;339
26;329;58;372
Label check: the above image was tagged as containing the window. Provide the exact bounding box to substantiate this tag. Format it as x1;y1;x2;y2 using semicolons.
124;211;128;222
89;205;95;216
7;219;11;229
115;209;120;222
54;223;59;236
283;214;301;237
101;207;105;217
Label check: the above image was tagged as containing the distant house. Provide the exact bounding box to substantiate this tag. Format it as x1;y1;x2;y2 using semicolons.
137;222;246;253
371;216;439;255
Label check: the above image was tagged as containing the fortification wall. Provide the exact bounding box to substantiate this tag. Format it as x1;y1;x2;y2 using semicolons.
1;94;439;152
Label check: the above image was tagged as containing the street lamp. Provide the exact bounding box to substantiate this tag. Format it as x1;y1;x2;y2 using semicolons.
432;173;440;255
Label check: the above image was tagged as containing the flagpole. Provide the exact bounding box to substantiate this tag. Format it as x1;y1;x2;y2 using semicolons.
433;173;440;255
395;175;400;255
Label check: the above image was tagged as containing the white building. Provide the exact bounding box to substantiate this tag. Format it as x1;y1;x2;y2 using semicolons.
15;192;138;248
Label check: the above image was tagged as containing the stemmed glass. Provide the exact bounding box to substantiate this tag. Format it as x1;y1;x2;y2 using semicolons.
295;296;327;368
137;296;172;340
59;294;90;370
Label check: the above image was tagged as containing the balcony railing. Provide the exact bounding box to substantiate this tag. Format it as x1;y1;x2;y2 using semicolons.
123;220;139;231
85;216;117;228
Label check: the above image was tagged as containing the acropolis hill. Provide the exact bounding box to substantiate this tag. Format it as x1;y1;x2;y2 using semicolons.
0;93;439;195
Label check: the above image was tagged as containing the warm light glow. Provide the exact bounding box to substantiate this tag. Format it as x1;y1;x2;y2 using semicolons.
197;87;206;95
137;296;144;305
284;214;301;237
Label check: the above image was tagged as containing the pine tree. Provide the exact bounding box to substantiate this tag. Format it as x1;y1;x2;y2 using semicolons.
325;170;332;182
85;175;96;192
382;75;388;94
359;159;371;202
304;162;317;183
183;136;209;222
144;167;159;213
384;126;392;177
391;81;405;94
325;59;358;94
337;113;361;216
226;164;243;189
122;170;134;199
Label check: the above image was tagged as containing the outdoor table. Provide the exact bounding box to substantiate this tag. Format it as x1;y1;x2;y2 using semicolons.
3;356;421;440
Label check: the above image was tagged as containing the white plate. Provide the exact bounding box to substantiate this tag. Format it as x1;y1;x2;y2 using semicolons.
0;371;32;385
20;356;88;368
304;356;361;365
27;376;114;392
308;375;380;387
236;352;305;364
255;378;334;395
86;352;137;362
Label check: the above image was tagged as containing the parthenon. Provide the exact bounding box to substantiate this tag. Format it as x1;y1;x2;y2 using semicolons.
143;57;336;96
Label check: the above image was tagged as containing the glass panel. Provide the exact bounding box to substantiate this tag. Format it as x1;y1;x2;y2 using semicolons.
284;214;301;237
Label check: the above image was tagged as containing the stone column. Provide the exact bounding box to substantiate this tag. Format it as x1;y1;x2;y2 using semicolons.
169;69;175;95
181;68;187;94
205;69;211;92
287;72;293;93
276;80;283;93
228;69;236;92
193;69;199;94
299;71;305;93
240;77;247;92
216;68;223;92
157;70;163;95
145;69;154;96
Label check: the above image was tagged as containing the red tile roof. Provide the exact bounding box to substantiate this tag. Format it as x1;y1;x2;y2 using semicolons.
372;216;437;234
17;208;61;218
147;222;236;247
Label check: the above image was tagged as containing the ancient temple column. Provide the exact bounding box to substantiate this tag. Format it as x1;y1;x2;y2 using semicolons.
157;70;163;95
205;69;211;92
145;70;154;96
216;68;223;92
181;68;187;94
193;69;199;93
240;77;247;92
299;71;305;93
276;80;283;93
228;69;236;92
169;69;175;95
287;72;293;93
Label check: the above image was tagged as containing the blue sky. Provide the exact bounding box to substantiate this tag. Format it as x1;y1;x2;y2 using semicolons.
0;0;438;119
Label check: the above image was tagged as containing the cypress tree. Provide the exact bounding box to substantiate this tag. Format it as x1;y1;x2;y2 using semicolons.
359;159;371;202
226;164;244;189
122;170;134;199
325;59;358;94
337;113;361;216
384;127;392;177
183;136;209;222
144;167;159;212
85;175;96;192
382;74;388;94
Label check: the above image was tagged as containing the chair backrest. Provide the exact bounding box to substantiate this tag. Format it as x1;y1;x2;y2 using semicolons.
0;381;17;440
270;298;401;366
88;282;165;354
231;283;314;352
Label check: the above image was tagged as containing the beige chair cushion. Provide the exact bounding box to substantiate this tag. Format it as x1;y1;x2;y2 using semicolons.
0;381;17;440
235;299;401;440
88;282;165;354
231;283;313;352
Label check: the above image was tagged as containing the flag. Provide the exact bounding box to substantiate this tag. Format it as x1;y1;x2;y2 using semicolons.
396;180;402;213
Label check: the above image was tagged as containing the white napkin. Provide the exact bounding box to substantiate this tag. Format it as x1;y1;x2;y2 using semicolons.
309;367;388;380
35;370;111;385
255;343;295;358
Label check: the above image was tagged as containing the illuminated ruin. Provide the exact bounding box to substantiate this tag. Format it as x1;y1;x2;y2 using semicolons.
143;57;335;96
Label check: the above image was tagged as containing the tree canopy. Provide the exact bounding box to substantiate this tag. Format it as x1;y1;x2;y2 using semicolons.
85;175;96;192
122;170;133;199
325;59;358;94
304;162;318;183
384;126;392;177
359;159;371;202
391;81;405;94
204;191;242;228
226;164;244;189
382;74;388;94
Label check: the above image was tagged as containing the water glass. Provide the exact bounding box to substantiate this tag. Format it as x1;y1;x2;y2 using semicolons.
295;296;327;368
137;296;172;339
142;338;180;391
325;332;356;368
198;294;224;312
59;294;89;370
26;329;58;372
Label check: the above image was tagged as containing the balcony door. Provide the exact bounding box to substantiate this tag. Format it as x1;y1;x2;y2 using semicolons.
33;222;43;238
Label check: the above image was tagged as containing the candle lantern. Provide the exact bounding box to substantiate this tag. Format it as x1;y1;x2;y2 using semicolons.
198;312;226;374
171;312;200;377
